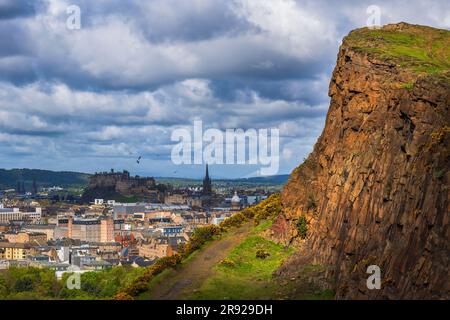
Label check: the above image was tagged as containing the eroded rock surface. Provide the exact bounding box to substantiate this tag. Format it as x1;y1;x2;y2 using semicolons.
275;23;449;299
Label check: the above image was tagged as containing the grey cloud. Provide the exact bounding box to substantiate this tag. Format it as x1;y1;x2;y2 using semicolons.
0;21;32;56
0;0;36;20
4;0;337;90
0;56;37;84
0;0;449;177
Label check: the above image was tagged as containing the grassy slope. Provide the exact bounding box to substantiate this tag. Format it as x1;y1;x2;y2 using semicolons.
188;230;293;300
140;219;334;300
345;23;450;79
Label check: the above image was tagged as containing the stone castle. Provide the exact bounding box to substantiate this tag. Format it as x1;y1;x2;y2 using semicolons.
87;169;157;198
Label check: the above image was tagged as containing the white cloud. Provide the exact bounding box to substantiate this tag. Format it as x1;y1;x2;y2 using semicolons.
0;0;448;177
232;0;337;57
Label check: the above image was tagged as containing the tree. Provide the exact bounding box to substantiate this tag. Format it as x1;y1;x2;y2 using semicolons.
14;276;34;292
296;216;308;239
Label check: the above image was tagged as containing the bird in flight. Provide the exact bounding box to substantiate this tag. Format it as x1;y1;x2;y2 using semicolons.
136;156;142;164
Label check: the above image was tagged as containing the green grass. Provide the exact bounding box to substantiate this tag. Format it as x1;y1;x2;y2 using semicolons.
136;228;232;300
345;24;450;78
135;219;335;300
189;235;294;300
251;219;274;234
401;82;414;89
138;268;172;299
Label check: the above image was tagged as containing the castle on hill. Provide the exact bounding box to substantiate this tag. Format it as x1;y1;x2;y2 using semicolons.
82;169;160;202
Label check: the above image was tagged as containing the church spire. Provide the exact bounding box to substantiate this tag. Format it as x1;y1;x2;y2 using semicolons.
202;164;212;196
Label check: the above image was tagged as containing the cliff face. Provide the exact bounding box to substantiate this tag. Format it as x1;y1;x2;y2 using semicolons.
278;23;449;299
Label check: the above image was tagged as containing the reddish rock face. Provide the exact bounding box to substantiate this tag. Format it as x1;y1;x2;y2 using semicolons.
278;24;449;299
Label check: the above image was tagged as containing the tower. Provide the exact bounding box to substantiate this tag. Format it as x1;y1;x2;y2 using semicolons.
202;164;212;196
231;191;241;211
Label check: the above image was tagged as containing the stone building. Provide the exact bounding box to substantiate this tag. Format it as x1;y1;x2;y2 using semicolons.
0;242;32;260
82;169;160;202
67;217;114;243
4;231;47;244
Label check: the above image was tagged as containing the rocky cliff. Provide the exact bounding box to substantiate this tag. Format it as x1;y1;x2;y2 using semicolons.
276;23;449;299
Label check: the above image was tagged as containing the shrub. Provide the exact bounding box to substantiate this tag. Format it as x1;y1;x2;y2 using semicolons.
14;276;34;293
306;195;317;211
296;216;308;239
114;292;134;300
184;225;222;255
256;249;271;259
219;193;282;230
253;193;282;222
124;279;150;296
401;82;414;90
241;207;256;219
434;169;445;180
219;259;236;268
219;212;246;229
155;254;182;271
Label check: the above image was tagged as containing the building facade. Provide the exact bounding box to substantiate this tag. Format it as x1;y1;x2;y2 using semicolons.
0;207;42;224
67;217;114;243
0;243;32;260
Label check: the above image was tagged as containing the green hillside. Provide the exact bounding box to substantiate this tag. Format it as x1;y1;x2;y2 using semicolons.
345;23;450;79
0;168;90;190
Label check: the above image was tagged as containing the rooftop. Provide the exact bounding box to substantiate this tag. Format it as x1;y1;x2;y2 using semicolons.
0;242;31;249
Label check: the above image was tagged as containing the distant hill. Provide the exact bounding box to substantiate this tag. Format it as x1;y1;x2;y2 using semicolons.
0;168;90;190
0;168;289;192
234;174;290;184
156;174;290;188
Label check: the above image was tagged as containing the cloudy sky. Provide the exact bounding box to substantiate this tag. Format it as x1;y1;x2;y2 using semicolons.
0;0;448;178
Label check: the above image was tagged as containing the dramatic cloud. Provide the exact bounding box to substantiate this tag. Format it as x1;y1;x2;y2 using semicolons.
0;0;448;178
0;0;37;20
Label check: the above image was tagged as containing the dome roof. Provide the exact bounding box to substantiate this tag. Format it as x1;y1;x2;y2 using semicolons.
231;191;241;203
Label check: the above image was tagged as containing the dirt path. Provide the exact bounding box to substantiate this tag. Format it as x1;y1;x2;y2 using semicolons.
142;223;252;300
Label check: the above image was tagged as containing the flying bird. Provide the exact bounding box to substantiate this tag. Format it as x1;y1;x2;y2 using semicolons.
136;156;142;164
